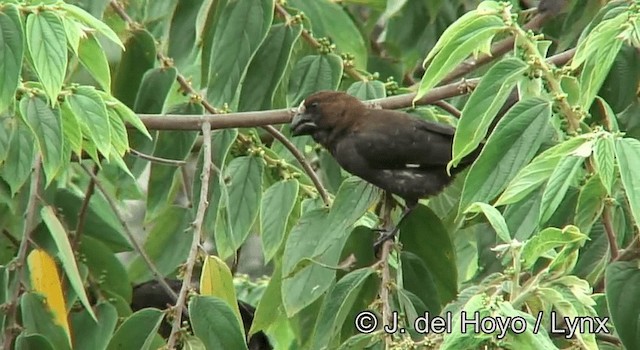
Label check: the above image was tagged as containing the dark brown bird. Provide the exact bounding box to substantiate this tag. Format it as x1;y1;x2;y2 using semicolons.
290;91;478;242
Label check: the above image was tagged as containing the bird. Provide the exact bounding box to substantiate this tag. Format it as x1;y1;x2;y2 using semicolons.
289;90;479;244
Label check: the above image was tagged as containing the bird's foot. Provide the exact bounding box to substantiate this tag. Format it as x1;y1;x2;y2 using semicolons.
373;226;399;255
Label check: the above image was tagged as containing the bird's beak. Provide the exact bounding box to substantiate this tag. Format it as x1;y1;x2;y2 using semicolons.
290;100;317;136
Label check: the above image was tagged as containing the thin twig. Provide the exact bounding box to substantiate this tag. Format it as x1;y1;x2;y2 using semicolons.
129;148;187;166
73;164;98;250
264;125;329;205
602;205;619;261
3;156;42;349
167;122;213;349
79;164;178;302
1;230;20;248
432;100;461;118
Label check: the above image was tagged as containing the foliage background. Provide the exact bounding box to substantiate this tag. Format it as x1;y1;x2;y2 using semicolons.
1;0;640;349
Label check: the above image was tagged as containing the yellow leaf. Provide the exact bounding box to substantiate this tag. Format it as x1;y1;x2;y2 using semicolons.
199;255;243;329
27;249;71;346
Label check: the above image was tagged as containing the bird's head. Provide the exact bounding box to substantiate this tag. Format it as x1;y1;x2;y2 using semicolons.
290;91;365;144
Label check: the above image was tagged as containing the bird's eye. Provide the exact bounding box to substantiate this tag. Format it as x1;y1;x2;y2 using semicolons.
308;102;319;109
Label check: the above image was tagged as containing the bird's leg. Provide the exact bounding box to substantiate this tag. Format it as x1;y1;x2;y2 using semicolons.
373;201;417;251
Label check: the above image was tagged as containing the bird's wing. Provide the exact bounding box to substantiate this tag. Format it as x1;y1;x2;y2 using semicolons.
345;116;456;169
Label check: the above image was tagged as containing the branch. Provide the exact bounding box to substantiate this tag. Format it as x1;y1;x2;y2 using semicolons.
129;148;187;166
80;164;179;303
73;164;98;249
3;156;42;349
263;125;330;205
167;122;213;349
133;48;576;131
602;205;619;261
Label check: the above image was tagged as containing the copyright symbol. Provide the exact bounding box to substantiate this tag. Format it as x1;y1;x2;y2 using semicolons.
355;311;378;334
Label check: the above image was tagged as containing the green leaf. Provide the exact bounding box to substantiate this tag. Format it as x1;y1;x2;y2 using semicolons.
128;206;192;283
401;251;441;314
260;179;299;262
574;175;606;234
60;3;124;50
459;98;552;212
199;0;229;87
346;80;386;100
205;0;274;110
400;204;457;305
106;308;165;350
134;67;178;114
200;256;243;325
0;4;24;113
250;264;284;335
59;102;83;156
79;236;132;303
605;261;640;350
78;33;111;91
521;226;588;270
496;137;590;206
102;93;152;140
0;120;35;194
571;12;626;109
415;7;505;102
15;334;54;350
451;58;528;166
19;96;64;184
287;54;344;106
539;155;585;224
0;116;10;165
238;23;303;111
189;296;248;350
62;17;81;55
465;202;511;242
615;138;640;228
41;206;96;320
112;29;156;108
282;178;377;316
497;302;557;350
66;86;112;159
593;134;616;194
216;155;264;258
108;107;128;156
289;0;368;70
70;302;118;350
168;0;205;67
310;268;375;349
20;292;71;350
441;293;492;350
26;11;67;105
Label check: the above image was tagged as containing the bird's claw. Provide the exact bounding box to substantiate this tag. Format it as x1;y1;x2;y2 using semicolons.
373;226;399;254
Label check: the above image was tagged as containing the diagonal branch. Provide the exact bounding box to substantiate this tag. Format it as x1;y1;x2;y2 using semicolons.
80;164;179;303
